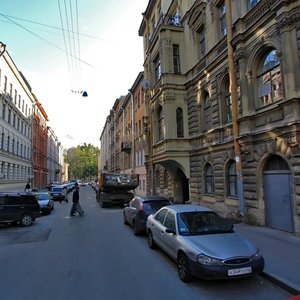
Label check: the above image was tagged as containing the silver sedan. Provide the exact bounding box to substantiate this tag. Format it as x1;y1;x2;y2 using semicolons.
146;204;264;282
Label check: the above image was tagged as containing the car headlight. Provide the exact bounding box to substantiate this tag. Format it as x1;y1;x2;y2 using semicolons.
196;254;223;265
251;250;263;261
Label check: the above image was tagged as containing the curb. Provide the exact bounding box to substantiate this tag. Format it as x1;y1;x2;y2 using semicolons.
261;271;300;296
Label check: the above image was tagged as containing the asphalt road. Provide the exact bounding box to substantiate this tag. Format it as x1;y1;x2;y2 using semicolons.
0;186;293;300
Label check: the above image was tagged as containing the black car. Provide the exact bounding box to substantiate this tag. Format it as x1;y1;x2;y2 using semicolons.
0;192;42;226
50;185;68;202
123;195;173;235
34;192;54;214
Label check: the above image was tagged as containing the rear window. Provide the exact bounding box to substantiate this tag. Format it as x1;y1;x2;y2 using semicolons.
143;200;170;214
53;187;62;192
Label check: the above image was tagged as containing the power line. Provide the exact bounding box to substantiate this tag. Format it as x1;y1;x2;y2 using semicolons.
0;12;115;43
0;13;94;68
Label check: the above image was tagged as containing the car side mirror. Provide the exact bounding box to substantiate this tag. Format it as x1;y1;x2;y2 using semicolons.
165;228;176;234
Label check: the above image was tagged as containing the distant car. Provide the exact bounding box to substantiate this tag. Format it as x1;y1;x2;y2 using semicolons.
50;185;68;203
0;192;42;226
146;204;264;282
34;192;54;214
123;195;173;235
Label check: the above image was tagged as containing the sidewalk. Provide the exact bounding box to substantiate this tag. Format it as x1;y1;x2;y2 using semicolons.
235;223;300;295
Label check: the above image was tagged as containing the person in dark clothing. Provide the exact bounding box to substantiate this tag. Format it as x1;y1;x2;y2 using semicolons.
25;182;31;192
70;182;84;216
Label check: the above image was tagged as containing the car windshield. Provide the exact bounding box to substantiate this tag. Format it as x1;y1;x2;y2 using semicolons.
37;194;49;200
52;187;62;192
143;200;171;214
177;211;234;236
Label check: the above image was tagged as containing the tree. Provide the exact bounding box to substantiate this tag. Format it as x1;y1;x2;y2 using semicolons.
65;143;100;180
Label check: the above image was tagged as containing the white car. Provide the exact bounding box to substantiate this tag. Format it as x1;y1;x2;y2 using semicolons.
146;204;264;282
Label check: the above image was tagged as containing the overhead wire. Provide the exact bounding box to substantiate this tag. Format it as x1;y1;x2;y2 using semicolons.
0;13;115;43
57;0;72;84
0;12;94;68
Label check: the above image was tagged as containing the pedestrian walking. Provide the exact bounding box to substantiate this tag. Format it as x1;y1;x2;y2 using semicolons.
24;182;31;192
70;182;84;216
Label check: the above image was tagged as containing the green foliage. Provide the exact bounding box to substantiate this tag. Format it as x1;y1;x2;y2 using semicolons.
65;143;100;180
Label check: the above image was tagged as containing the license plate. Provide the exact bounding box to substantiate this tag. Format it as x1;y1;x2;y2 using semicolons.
228;267;252;276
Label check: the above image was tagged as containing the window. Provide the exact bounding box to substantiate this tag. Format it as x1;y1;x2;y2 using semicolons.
176;107;184;137
4;76;7;92
154;208;168;224
164;212;176;231
248;0;260;9
173;44;181;74
9;83;12;97
158;106;164;141
2;103;6;119
199;27;206;57
205;164;215;194
219;3;227;37
222;75;232;123
203;92;212;130
14;90;17;104
227;160;238;197
154;54;161;81
18;95;21;108
257;49;282;107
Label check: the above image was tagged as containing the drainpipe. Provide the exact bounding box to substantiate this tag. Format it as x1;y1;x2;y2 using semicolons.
225;0;245;217
129;91;135;174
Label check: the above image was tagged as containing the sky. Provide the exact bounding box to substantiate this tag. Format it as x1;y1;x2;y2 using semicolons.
0;0;149;149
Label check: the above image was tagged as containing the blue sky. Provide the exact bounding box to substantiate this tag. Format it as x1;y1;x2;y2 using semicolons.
0;0;148;149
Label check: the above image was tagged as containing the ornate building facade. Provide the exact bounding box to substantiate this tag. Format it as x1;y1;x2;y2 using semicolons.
138;0;300;235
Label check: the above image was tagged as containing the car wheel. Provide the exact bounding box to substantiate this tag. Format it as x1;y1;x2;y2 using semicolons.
147;230;156;249
123;213;129;225
20;214;34;226
177;253;192;282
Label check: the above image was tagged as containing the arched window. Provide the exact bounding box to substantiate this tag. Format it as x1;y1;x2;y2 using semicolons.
248;0;260;10
222;75;232;123
204;164;215;194
257;49;282;107
226;160;238;197
203;91;212;130
176;107;184;137
158;106;164;141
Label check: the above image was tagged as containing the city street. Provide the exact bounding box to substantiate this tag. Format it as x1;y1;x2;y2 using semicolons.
0;186;293;300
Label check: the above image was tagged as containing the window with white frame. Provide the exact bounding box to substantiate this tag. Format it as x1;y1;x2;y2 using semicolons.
257;49;282;107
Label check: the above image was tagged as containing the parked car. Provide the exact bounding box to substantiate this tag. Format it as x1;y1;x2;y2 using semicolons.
50;185;68;203
34;192;54;214
0;192;42;226
123;195;173;235
146;204;264;282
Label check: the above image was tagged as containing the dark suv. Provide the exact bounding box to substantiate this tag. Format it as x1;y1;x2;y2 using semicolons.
0;192;42;226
